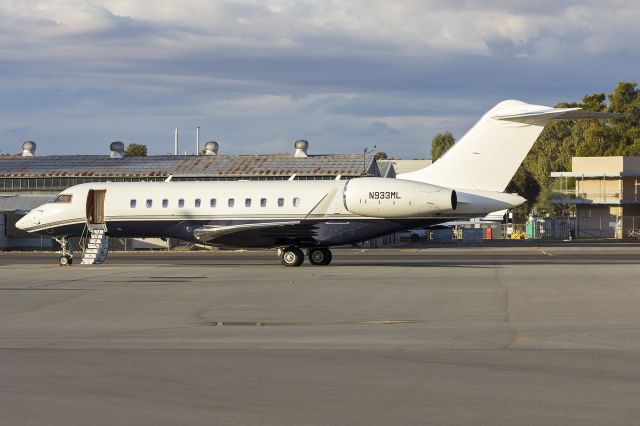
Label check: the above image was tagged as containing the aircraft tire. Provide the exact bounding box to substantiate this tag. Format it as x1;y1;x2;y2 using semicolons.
280;246;304;267
309;248;332;265
59;255;71;266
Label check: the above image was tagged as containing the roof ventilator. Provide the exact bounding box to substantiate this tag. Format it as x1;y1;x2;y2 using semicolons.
21;141;36;157
110;141;125;159
204;141;219;156
294;140;309;158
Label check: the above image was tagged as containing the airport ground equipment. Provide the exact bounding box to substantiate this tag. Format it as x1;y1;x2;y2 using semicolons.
80;223;109;265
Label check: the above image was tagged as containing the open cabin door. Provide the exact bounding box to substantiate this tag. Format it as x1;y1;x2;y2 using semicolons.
86;189;107;224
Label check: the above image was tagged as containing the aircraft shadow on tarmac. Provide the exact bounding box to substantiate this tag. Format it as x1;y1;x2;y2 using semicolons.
167;259;639;267
2;251;638;268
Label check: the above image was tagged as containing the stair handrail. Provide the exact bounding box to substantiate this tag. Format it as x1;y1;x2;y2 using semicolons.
79;221;90;251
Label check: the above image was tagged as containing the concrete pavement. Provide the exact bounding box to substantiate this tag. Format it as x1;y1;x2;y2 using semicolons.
1;247;639;425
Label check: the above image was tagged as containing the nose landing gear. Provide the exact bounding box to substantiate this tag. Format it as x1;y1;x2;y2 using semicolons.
53;236;73;266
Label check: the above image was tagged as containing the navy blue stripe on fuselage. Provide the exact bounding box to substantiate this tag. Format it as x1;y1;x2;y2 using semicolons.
33;218;449;248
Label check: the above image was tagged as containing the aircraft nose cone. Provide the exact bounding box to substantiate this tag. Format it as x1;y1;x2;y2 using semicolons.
15;215;29;230
16;211;40;230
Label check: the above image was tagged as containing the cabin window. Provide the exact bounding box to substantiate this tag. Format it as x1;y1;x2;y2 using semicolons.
162;199;168;208
245;198;251;207
178;199;185;208
195;198;201;208
293;197;300;207
277;198;284;207
130;199;137;208
146;199;153;208
260;198;267;207
52;194;72;203
210;198;217;207
228;198;235;207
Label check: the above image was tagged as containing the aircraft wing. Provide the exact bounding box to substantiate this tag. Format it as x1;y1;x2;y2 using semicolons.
193;221;319;247
437;209;508;227
435;220;495;227
482;209;508;221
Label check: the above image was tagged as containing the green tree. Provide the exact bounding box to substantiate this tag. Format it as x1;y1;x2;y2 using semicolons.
375;151;388;160
506;166;540;221
608;81;640;155
125;143;148;156
430;131;455;161
513;82;640;213
574;91;617;157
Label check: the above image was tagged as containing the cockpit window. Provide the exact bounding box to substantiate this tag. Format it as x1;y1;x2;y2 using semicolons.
52;194;72;203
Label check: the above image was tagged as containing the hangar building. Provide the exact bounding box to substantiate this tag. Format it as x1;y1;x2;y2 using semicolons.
1;140;421;249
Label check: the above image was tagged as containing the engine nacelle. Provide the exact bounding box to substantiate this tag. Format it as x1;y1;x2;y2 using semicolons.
343;177;456;218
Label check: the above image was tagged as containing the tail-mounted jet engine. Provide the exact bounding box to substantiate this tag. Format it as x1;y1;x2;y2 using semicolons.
343;177;456;218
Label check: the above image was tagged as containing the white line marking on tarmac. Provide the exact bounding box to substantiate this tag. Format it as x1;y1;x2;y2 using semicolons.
538;248;553;256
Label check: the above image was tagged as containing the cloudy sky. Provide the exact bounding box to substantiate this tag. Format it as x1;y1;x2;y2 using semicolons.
0;0;638;158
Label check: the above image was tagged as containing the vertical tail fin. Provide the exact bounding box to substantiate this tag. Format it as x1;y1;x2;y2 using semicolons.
397;100;615;192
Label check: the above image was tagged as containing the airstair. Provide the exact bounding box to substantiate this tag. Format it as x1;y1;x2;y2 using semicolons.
81;223;109;265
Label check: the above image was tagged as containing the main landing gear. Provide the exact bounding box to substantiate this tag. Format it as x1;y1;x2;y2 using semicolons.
278;246;333;267
53;236;73;266
308;248;332;266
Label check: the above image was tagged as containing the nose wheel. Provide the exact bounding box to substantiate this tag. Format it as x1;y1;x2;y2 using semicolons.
53;236;74;266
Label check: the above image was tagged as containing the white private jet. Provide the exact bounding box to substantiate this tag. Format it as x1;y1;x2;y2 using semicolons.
16;100;614;266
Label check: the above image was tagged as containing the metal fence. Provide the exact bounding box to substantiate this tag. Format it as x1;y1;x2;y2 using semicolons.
522;216;640;239
445;216;640;240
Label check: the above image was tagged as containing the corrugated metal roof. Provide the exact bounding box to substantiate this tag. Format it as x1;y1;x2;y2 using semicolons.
389;159;432;174
0;154;378;178
0;195;51;212
376;160;396;178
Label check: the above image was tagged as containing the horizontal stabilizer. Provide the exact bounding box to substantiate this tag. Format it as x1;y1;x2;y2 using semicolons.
494;108;621;122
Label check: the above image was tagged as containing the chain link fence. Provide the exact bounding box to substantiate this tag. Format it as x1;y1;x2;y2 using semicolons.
439;216;640;240
506;216;640;239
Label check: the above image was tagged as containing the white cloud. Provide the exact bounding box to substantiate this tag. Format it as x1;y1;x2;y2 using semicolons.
2;0;638;57
0;0;638;158
1;0;118;35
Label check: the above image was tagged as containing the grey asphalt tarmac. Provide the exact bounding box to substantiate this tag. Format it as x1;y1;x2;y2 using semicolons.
1;245;640;425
